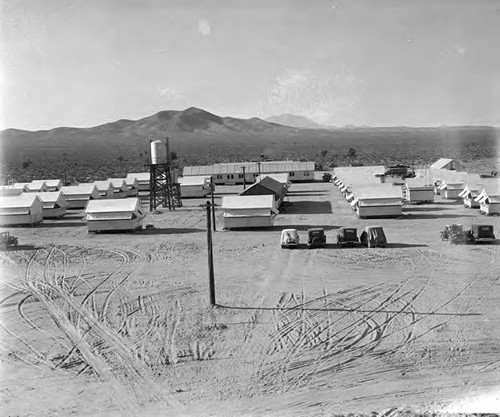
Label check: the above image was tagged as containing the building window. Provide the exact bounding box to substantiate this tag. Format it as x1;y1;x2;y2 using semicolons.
253;173;257;177
304;172;309;176
227;174;234;179
216;175;222;180
238;174;243;179
290;172;295;176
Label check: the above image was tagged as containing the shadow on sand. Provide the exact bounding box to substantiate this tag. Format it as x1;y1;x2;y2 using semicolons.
140;227;205;235
401;213;476;219
281;201;332;215
225;225;341;232
1;244;40;252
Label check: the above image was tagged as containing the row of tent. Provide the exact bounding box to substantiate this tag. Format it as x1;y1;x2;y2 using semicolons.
220;174;290;229
333;166;404;218
0;174;220;202
332;166;500;217
0;192;146;232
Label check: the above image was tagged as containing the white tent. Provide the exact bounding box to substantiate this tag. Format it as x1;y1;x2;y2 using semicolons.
93;180;115;199
0;185;24;196
25;181;48;192
475;181;500;215
38;179;63;191
0;194;44;226
107;178;129;198
221;195;278;229
60;184;100;209
123;176;139;197
126;173;150;191
178;176;211;198
351;184;402;218
33;191;68;218
84;198;145;232
404;178;434;204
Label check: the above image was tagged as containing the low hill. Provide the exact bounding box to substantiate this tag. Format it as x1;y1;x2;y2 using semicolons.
0;107;498;182
265;113;323;129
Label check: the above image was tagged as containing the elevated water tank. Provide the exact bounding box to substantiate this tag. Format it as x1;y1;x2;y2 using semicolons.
150;140;167;164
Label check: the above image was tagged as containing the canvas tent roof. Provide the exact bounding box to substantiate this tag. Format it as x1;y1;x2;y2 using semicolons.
37;179;63;188
352;184;402;200
0;194;41;209
85;198;141;213
0;185;24;196
405;178;434;188
108;178;128;189
183;161;314;176
94;180;113;190
430;158;454;170
25;181;47;191
222;195;278;213
61;184;99;196
126;172;150;182
178;176;211;186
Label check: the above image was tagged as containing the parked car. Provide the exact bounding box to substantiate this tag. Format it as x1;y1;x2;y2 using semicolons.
440;224;466;244
307;228;326;248
337;227;359;247
0;231;18;250
465;224;495;243
360;226;387;248
281;229;300;249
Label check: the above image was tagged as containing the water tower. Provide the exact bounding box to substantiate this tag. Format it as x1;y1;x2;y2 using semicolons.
148;137;182;211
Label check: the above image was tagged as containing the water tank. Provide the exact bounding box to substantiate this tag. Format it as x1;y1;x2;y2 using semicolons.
150;140;167;164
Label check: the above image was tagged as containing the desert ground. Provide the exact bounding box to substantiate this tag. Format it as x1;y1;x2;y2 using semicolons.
1;173;500;416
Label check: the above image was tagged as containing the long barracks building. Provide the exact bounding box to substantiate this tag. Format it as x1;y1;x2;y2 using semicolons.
182;161;315;185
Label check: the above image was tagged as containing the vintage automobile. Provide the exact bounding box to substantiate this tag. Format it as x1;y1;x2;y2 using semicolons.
337;227;359;247
360;226;387;248
307;228;326;248
440;224;466;244
0;232;18;250
280;228;300;249
465;224;495;243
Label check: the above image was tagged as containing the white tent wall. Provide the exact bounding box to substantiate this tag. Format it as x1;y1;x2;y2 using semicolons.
84;198;145;232
40;179;63;191
178;176;211;198
221;195;277;229
479;200;500;215
405;187;434;204
0;186;24;196
357;202;402;218
108;179;129;198
126;173;150;191
93;181;115;199
60;185;100;209
0;195;44;226
33;192;68;218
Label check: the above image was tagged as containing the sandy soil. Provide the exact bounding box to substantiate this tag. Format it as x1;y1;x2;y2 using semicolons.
1;177;500;416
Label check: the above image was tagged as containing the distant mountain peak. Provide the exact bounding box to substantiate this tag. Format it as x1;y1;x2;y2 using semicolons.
265;113;323;129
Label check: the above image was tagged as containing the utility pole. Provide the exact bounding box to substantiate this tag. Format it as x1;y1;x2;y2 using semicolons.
241;166;246;190
210;177;216;232
257;161;261;177
205;201;216;306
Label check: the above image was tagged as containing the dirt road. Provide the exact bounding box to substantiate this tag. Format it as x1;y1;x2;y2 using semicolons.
1;180;499;416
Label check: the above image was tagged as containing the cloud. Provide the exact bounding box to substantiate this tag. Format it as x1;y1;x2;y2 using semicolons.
197;18;211;37
265;67;362;125
157;86;184;102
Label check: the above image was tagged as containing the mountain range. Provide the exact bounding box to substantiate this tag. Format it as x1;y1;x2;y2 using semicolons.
1;107;497;173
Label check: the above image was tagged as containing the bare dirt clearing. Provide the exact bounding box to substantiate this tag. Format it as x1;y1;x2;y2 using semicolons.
1;179;500;416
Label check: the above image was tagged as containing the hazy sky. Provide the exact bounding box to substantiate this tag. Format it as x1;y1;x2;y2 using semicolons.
1;0;499;130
